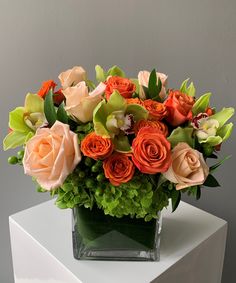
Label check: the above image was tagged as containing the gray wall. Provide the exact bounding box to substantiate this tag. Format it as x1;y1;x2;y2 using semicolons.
0;0;235;282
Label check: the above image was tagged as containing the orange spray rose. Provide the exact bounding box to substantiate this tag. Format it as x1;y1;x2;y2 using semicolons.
134;119;168;136
105;76;136;100
143;99;167;120
126;98;144;106
38;80;65;105
81;132;113;160
103;153;135;186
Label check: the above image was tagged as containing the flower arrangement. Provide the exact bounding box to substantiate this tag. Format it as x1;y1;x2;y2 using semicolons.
4;65;235;221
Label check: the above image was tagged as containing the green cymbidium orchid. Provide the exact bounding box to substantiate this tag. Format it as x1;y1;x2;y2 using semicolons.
3;93;46;150
194;107;234;146
93;90;148;152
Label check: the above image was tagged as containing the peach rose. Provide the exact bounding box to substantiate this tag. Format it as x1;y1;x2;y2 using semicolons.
58;66;87;89
23;121;81;190
105;76;136;100
138;70;168;100
81;132;114;160
164;90;194;126
63;81;105;123
103;153;135;186
134;119;168;136
163;142;209;190
144;99;168;120
132;127;171;174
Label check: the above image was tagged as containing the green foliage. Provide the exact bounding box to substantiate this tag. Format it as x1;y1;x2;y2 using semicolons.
144;69;162;102
44;89;57;126
210;155;231;173
170;189;181;212
57;102;68;124
204;174;221;187
184;185;201;200
45;168;170;221
8;156;19;165
95;175;169;221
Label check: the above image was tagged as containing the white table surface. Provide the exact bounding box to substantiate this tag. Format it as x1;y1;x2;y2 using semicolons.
9;200;227;283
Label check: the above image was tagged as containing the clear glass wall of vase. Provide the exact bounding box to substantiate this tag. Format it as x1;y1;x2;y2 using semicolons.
72;205;162;261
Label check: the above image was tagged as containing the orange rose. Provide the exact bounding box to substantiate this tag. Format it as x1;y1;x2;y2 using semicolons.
132;127;171;174
126;98;144;106
103;153;135;186
143;99;167;120
134;119;168;136
81;132;113;160
164;90;194;126
105;76;136;100
38;80;65;105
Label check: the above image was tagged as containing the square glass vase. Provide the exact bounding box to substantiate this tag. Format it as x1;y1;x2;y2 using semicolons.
72;205;162;261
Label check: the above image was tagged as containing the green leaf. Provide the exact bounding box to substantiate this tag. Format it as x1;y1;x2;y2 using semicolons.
113;135;132;152
188;186;201;200
107;65;125;77
217;122;234;142
148;69;158;98
171;189;181;212
210;107;235;128
9;107;31;132
156;174;168;189
44;89;57;126
95;65;106;82
204;174;220;187
57;102;68;124
210;155;231;173
168;127;194;148
192;92;212;116
154;78;162;102
196;186;201;200
126;104;148;122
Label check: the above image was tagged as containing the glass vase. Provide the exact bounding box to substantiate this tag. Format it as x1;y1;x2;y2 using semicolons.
72;205;162;261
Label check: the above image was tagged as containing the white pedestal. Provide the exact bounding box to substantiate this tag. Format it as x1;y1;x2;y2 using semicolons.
9;200;227;283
